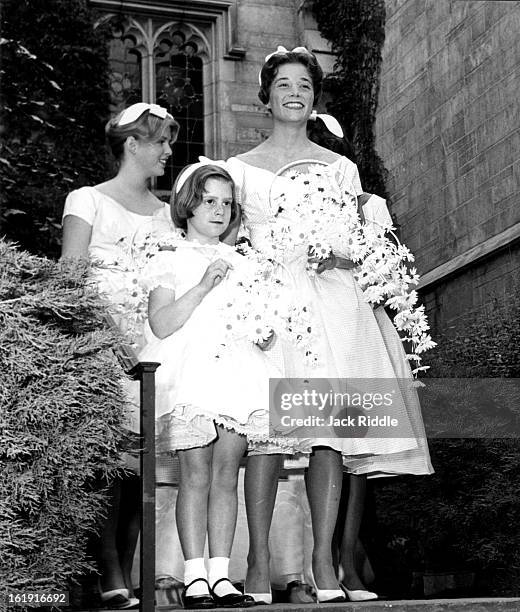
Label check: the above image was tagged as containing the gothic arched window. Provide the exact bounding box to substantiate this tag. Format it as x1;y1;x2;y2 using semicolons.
97;15;208;194
105;19;142;115
154;30;205;192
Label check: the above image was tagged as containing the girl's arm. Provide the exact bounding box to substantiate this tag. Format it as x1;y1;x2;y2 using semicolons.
61;215;92;258
148;258;231;339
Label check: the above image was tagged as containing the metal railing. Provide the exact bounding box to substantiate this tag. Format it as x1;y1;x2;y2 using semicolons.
117;343;159;612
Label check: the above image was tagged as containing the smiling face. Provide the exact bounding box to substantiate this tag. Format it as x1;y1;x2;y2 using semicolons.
268;62;315;125
186;177;233;244
135;126;173;177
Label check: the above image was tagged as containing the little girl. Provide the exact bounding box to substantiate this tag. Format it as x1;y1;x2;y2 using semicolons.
139;162;271;609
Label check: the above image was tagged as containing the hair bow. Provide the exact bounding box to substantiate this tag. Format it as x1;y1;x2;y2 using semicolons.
264;45;312;63
175;156;229;193
259;45;313;84
309;109;344;138
117;102;172;126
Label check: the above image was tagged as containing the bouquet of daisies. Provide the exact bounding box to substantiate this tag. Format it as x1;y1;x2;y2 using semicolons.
215;241;317;365
93;224;185;348
267;164;368;267
267;164;436;375
100;228;318;364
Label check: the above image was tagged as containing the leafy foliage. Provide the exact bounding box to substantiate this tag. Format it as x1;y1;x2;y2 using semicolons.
312;0;389;199
0;0;112;258
424;290;520;378
0;239;128;595
370;290;520;597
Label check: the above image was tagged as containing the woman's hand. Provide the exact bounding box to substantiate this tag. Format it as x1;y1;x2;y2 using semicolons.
308;251;337;274
256;329;276;351
199;258;232;293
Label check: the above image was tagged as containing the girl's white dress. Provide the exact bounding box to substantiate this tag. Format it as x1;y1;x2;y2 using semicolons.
227;156;433;477
139;241;275;452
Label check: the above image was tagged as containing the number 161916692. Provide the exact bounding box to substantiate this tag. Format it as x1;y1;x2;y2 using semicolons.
5;592;69;607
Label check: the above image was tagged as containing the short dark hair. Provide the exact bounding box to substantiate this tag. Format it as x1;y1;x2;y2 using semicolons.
170;164;238;231
105;108;179;162
258;50;323;106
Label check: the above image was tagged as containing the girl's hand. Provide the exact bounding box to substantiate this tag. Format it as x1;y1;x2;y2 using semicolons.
199;258;232;292
256;329;276;351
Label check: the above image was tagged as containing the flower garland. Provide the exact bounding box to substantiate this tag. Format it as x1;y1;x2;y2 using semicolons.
267;164;436;375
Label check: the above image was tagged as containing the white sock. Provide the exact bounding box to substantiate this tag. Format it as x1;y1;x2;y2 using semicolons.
184;558;208;597
208;557;240;596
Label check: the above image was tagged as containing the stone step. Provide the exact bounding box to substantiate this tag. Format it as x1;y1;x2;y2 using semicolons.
81;598;520;612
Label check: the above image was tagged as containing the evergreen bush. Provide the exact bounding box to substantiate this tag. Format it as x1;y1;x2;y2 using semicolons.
0;239;128;598
0;0;111;258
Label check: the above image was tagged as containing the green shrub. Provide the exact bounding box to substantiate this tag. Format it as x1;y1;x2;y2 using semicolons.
0;239;128;597
0;0;111;258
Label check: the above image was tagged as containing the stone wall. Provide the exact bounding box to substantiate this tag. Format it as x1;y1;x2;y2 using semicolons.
376;0;520;331
220;0;334;158
221;0;300;158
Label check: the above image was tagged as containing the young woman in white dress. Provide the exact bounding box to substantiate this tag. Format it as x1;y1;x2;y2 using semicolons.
61;102;179;609
226;47;433;603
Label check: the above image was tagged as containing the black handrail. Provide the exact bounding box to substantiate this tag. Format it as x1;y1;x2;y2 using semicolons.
130;361;159;612
115;336;159;612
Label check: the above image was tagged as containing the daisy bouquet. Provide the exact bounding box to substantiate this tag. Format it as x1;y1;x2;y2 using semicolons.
268;163;436;374
99;229;317;363
267;164;368;267
94;226;184;348
216;241;317;364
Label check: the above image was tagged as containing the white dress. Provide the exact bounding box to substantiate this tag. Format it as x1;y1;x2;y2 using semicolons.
62;186;175;349
138;241;276;452
227;156;433;477
62;186;175;464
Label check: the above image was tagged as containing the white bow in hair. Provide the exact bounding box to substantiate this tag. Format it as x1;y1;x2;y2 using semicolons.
264;45;312;63
175;156;228;194
309;109;344;138
258;45;314;84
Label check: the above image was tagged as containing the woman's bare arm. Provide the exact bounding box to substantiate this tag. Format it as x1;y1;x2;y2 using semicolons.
61;215;92;259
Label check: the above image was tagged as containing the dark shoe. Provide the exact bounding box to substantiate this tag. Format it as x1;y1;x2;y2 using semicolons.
286;580;315;604
210;578;256;608
181;578;214;609
98;585;140;609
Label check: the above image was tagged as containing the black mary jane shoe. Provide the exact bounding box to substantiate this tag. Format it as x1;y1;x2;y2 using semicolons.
181;578;215;610
210;578;256;608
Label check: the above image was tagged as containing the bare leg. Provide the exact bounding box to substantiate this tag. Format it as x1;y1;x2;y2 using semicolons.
176;445;212;559
244;453;283;593
339;474;368;590
207;426;248;557
307;447;343;590
98;478;126;592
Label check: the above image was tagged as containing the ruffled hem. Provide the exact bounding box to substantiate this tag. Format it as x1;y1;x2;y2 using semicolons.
156;405;274;453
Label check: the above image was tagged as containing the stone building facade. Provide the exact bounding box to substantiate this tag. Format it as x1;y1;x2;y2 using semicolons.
89;0;331;195
90;0;519;334
376;0;520;333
